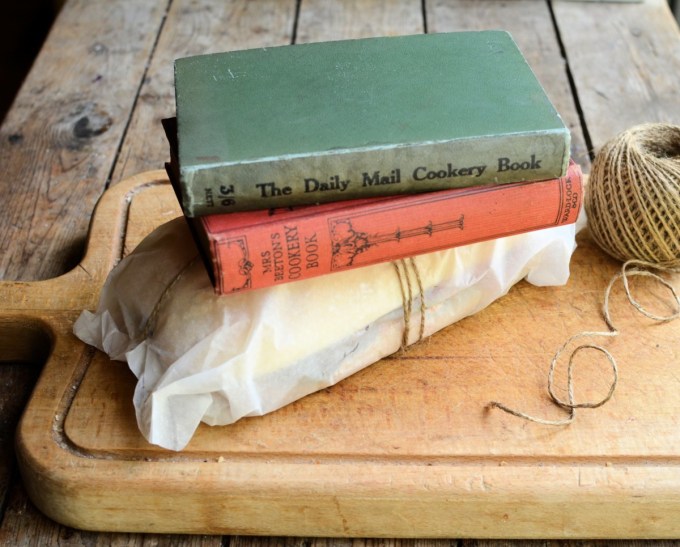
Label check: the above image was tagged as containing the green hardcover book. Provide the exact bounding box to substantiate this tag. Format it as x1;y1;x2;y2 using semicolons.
175;31;570;216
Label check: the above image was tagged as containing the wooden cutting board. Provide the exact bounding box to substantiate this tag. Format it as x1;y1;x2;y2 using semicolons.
3;171;680;538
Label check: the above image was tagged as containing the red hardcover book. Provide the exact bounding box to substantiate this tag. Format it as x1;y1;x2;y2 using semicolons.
192;161;582;294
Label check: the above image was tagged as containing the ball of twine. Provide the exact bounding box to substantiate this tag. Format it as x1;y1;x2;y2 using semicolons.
490;123;680;426
585;123;680;267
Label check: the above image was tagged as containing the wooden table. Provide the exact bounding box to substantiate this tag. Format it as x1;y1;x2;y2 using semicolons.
1;0;679;544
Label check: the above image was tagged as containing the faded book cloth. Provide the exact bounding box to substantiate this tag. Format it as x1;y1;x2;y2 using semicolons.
74;217;580;451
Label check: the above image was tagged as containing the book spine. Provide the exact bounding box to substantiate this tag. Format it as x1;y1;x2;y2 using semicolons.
181;130;570;216
203;161;582;295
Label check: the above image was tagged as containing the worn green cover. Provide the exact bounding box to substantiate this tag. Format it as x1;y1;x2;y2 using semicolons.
175;31;570;216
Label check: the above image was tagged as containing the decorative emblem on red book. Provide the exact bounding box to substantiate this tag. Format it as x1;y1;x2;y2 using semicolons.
219;237;253;293
329;214;465;270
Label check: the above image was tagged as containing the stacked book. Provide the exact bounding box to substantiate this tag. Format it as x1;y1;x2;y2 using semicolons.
165;31;582;295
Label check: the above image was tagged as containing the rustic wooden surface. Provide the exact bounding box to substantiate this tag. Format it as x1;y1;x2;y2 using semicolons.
5;169;680;538
0;0;679;544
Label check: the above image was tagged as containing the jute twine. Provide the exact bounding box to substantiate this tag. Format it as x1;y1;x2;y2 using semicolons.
141;254;200;339
141;253;427;352
586;123;680;266
393;257;426;350
490;123;680;424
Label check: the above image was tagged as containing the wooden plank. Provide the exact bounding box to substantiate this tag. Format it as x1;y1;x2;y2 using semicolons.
0;363;40;519
110;0;298;184
2;0;678;544
461;542;680;547
426;0;591;171
0;0;170;282
552;0;680;150
230;540;453;547
0;2;60;123
0;174;224;546
0;480;223;547
296;0;424;42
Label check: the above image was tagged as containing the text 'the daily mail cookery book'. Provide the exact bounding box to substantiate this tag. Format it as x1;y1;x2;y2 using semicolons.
174;31;570;216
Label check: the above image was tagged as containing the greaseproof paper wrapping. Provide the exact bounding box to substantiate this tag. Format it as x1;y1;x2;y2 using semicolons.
74;217;579;450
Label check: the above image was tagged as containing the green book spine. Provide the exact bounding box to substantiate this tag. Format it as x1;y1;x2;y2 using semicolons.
175;31;570;217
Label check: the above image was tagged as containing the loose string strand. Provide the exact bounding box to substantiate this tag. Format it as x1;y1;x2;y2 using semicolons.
489;259;679;425
141;254;200;340
614;259;680;325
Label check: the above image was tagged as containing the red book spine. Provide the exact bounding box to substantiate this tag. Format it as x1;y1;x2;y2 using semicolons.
198;161;582;294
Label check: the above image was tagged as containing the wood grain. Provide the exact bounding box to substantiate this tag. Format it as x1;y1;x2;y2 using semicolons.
0;478;222;547
2;0;680;544
0;363;40;528
4;171;680;538
296;0;424;43
552;0;680;151
110;0;298;185
0;0;170;282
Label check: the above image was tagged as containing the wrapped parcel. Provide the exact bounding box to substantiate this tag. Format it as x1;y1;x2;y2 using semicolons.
74;217;579;451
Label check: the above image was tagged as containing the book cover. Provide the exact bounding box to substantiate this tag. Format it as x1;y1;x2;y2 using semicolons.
189;161;582;295
174;31;571;216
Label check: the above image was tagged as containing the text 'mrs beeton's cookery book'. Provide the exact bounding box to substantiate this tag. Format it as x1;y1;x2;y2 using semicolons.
165;117;581;295
174;31;571;216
